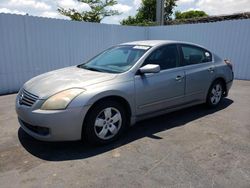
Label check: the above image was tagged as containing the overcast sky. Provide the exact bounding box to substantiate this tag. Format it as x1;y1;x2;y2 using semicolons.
0;0;250;24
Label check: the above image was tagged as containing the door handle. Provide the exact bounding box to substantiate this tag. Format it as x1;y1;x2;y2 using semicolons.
175;75;184;81
208;67;214;73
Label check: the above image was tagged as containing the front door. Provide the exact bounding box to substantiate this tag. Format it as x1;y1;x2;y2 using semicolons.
135;44;185;115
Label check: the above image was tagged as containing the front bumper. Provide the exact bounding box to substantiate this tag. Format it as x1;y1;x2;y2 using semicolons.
16;98;90;141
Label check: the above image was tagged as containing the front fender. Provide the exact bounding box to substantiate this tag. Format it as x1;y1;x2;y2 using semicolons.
68;80;136;116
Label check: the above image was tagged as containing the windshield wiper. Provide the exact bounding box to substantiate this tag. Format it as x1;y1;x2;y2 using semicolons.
78;65;103;72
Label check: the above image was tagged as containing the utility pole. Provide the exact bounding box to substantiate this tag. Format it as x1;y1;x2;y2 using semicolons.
156;0;164;25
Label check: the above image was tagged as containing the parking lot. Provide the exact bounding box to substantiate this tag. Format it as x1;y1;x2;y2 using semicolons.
0;80;249;188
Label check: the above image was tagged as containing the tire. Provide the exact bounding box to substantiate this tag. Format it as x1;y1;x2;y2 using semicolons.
206;80;224;107
83;100;128;145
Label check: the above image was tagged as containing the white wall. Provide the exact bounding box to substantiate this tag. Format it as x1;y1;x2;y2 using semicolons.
0;14;147;94
148;19;250;80
0;13;250;94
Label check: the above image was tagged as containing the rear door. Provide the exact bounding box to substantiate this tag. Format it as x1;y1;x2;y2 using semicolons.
179;44;216;102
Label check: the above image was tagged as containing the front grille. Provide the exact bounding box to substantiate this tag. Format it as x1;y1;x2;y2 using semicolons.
20;119;49;136
19;89;39;107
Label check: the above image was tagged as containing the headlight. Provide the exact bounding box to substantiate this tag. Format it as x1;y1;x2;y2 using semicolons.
41;88;85;110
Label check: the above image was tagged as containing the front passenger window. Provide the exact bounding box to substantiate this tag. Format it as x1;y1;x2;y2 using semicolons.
143;45;179;70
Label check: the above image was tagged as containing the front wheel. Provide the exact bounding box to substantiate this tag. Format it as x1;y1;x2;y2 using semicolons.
83;100;127;145
206;80;224;107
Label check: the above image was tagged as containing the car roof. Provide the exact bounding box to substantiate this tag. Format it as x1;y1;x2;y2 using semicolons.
122;40;174;46
121;40;209;50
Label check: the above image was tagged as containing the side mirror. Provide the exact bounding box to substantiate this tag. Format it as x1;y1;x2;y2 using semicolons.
139;64;160;74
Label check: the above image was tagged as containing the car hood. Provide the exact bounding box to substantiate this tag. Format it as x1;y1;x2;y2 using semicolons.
23;66;116;99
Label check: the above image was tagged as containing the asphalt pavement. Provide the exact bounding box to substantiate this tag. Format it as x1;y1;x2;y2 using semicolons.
0;80;249;188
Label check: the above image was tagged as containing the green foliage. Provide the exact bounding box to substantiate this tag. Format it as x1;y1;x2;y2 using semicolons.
58;0;120;23
136;0;156;22
175;10;208;20
120;16;157;26
164;0;178;20
121;0;177;26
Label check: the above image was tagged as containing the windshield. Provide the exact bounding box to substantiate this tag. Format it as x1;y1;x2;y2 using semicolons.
78;45;151;73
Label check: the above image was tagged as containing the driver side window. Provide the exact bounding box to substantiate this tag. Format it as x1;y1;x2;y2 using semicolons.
143;44;179;70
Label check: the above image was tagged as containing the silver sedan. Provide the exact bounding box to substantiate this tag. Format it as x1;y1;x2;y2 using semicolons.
16;40;234;145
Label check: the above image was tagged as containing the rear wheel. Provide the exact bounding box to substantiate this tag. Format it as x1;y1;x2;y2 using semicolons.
206;80;224;107
83;100;127;145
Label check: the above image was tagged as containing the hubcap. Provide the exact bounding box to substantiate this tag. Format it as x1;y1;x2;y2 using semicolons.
210;84;222;105
94;107;122;140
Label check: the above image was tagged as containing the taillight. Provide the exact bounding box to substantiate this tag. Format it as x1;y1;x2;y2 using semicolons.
224;59;233;70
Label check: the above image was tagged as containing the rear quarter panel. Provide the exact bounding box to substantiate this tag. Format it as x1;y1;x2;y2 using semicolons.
214;60;234;83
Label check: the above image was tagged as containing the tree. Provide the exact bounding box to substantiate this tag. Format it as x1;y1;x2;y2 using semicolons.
121;0;178;26
164;0;178;20
175;10;208;20
58;0;120;23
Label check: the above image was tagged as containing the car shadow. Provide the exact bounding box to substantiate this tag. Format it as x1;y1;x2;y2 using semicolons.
18;98;233;161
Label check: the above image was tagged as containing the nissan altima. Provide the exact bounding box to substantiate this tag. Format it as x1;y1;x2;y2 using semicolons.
16;40;234;145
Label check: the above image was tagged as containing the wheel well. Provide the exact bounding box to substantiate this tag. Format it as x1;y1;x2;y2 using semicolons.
83;95;132;125
213;77;227;96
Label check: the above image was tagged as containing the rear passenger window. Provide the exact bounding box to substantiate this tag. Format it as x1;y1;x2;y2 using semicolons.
143;44;179;70
181;45;212;65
